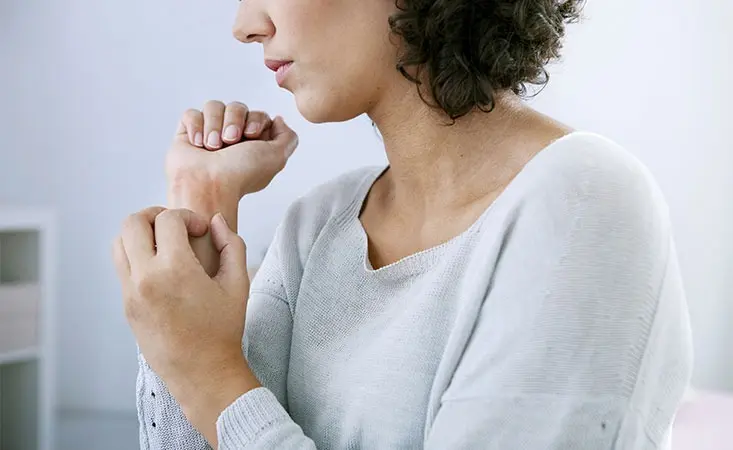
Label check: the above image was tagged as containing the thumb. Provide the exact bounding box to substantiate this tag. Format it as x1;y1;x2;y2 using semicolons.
268;116;299;159
210;213;248;291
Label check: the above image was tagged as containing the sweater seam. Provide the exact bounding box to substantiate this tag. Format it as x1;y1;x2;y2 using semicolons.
621;236;673;447
563;177;672;446
249;288;290;309
624;236;671;392
332;166;386;229
296;166;383;290
560;180;670;401
254;221;293;316
136;364;150;450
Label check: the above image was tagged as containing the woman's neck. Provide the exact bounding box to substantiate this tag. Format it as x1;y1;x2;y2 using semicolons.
367;83;570;217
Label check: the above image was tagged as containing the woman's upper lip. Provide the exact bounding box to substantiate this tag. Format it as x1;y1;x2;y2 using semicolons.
264;59;293;72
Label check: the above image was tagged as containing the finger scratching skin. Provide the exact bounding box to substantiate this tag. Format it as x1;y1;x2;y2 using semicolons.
135;206;167;223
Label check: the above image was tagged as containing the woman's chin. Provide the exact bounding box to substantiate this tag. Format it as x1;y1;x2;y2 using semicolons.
294;91;363;124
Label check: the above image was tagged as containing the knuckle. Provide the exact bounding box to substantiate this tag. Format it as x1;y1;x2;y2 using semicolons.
249;111;268;122
121;214;135;229
144;205;165;215
141;207;165;223
182;109;202;123
227;109;247;124
227;101;249;111
122;213;140;231
171;208;190;219
156;208;173;219
154;209;176;225
204;100;225;111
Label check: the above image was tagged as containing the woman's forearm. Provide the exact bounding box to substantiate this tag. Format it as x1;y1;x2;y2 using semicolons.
167;176;240;277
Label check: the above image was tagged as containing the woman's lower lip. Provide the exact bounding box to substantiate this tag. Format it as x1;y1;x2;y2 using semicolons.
275;62;293;86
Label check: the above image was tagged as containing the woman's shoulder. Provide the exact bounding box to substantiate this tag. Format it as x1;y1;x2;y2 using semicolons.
265;165;383;257
523;131;658;188
282;165;383;226
506;131;670;220
252;166;383;297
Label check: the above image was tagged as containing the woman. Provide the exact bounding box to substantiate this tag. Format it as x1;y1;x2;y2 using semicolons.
113;0;693;448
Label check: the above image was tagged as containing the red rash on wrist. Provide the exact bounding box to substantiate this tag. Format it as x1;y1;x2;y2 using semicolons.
167;174;240;226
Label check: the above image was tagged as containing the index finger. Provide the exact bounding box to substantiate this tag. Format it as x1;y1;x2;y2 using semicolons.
153;209;209;258
121;206;166;264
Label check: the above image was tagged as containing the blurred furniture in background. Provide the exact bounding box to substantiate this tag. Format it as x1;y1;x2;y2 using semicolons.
0;208;55;450
673;389;733;449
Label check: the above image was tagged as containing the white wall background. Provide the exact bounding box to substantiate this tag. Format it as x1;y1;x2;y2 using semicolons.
1;0;731;413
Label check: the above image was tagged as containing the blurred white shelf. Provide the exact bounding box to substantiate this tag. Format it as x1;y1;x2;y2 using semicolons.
0;283;41;357
0;208;54;233
0;207;56;450
0;347;39;365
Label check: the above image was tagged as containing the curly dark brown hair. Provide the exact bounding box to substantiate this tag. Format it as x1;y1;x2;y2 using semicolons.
388;0;585;121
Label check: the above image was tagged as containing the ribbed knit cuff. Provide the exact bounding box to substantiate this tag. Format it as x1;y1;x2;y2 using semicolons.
216;387;291;447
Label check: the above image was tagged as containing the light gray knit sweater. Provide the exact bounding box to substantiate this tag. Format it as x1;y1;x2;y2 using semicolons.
136;131;693;449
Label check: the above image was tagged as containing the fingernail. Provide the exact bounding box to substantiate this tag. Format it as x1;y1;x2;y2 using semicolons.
207;131;221;148
223;125;239;141
245;122;260;134
194;132;203;147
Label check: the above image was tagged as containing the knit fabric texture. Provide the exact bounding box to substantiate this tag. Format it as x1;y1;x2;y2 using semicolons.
136;131;693;449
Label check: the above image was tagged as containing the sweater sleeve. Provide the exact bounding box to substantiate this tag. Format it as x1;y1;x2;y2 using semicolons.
135;228;299;449
136;351;212;449
213;293;318;449
135;291;299;450
214;219;319;448
213;290;318;449
135;172;344;449
423;152;693;449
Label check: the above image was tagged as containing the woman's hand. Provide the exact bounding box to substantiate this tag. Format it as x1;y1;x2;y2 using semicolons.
166;100;299;201
165;100;298;277
113;206;261;442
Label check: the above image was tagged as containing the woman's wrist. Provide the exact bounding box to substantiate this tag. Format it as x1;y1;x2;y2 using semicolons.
172;359;261;446
167;174;240;230
167;174;241;276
